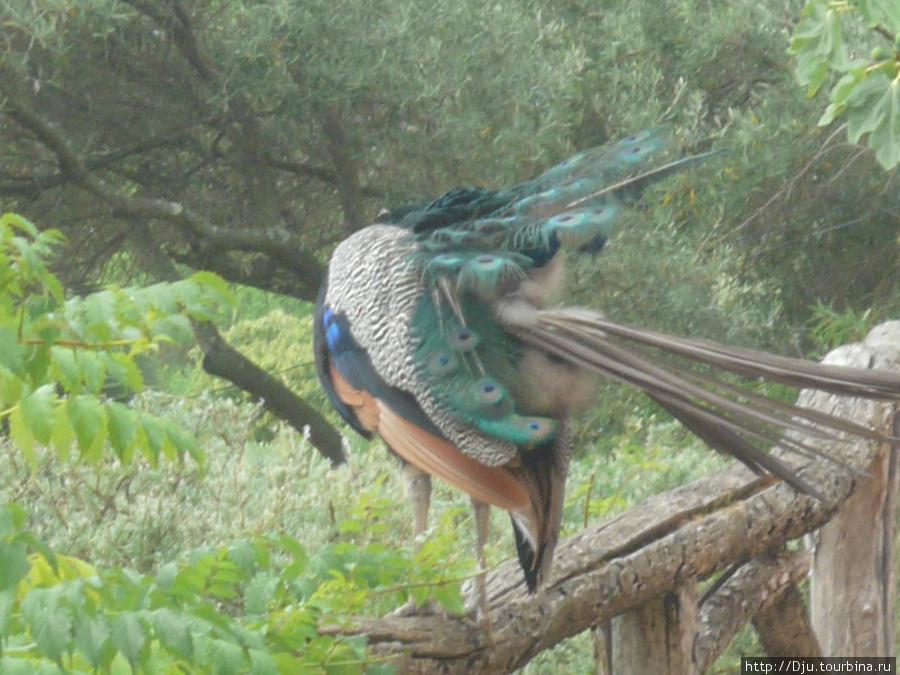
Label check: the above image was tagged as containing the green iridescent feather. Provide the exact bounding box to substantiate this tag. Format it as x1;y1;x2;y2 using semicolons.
402;126;721;448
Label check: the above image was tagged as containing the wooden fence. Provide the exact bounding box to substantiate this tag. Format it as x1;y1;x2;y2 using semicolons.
328;322;900;674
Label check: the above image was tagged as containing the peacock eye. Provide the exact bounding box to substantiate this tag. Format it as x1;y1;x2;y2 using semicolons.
629;145;643;155
476;255;495;264
428;350;458;375
557;215;575;222
449;326;480;352
594;207;605;215
528;421;541;430
476;379;503;405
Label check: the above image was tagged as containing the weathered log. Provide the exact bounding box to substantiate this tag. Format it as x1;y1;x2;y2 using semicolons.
754;583;821;659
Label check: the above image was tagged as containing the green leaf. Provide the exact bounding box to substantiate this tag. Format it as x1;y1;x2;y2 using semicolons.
161;418;201;461
191;271;236;306
154;607;194;658
102;351;144;393
67;394;108;462
82;291;118;340
244;573;278;615
77;350;106;394
789;1;852;95
21;586;73;662
141;282;179;315
846;72;892;141
844;72;900;169
14;533;57;579
50;347;82;394
228;539;259;577
249;648;279;675
0;326;24;375
7;408;34;467
22;342;52;389
50;414;75;461
110;611;146;670
150;314;194;344
0;656;45;675
0;540;28;592
207;637;246;675
0;502;26;532
433;581;465;615
20;383;58;445
857;0;900;30
277;536;310;570
137;413;164;465
0;588;15;635
0;212;39;238
819;69;866;125
106;401;137;459
73;615;112;669
870;110;900;169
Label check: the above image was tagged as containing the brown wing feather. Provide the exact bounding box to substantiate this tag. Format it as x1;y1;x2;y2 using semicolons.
377;402;532;514
328;364;535;520
329;364;380;431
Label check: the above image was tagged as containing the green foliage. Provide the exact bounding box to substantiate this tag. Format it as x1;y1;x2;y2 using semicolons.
0;436;472;673
0;213;233;469
0;216;476;672
790;0;900;168
0;499;441;673
807;299;878;354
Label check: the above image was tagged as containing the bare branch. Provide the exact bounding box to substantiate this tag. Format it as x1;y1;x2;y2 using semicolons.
0;130;199;198
129;220;346;465
0;66;327;297
318;103;367;233
694;550;817;670
753;584;821;660
266;156;386;199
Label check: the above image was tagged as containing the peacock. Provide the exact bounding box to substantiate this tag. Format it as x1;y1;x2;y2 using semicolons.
313;127;900;599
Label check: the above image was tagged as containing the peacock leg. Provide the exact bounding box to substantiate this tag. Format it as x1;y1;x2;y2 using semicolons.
392;462;433;616
471;499;495;643
402;462;432;551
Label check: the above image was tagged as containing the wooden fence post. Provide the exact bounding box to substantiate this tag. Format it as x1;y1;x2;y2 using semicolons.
600;581;699;674
807;324;900;657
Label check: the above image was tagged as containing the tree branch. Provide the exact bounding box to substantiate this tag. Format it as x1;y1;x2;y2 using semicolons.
128;219;346;465
0;65;327;298
266;156;386;199
318;103;367;233
753;584;821;660
0;130;199;198
694;550;817;670
194;321;346;465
